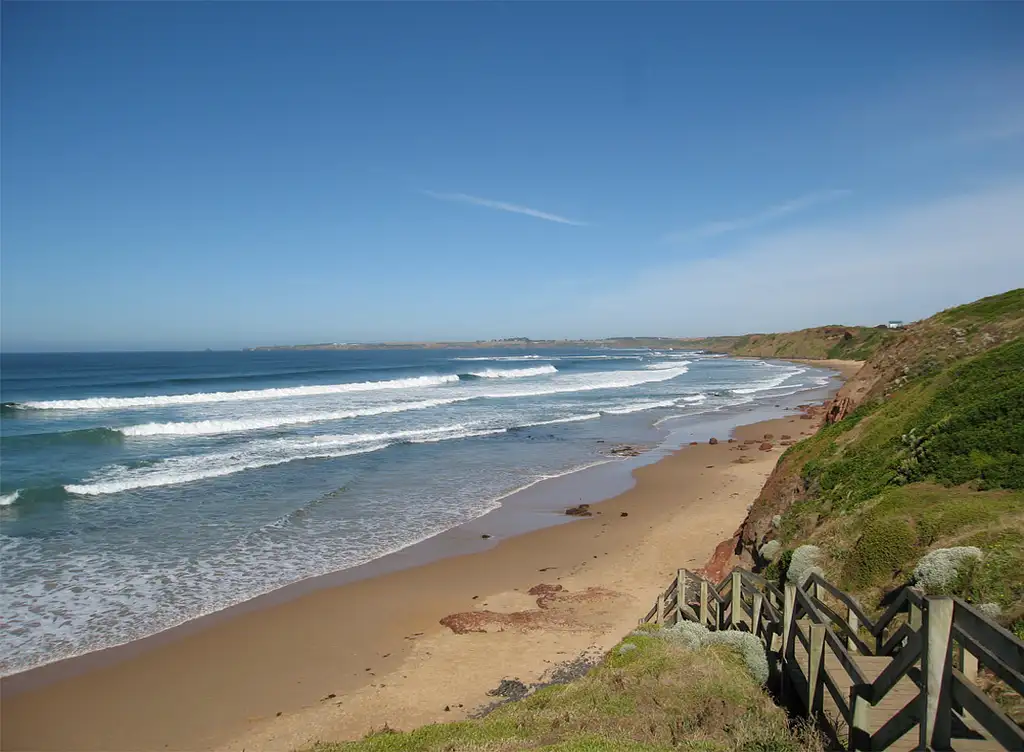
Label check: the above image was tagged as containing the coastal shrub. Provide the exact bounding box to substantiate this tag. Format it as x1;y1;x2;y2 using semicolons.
658;621;770;684
787;545;822;588
758;540;782;563
771;514;783;530
978;603;1003;620
309;630;819;752
841;517;915;590
764;548;794;586
912;547;983;594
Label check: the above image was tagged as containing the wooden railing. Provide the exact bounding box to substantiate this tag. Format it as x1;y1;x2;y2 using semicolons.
639;567;1024;751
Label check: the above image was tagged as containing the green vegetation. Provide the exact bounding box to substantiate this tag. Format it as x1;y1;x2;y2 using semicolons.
684;326;895;361
307;634;819;752
761;289;1024;621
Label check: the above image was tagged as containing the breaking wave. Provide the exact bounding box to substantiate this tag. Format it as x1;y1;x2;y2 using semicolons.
462;365;557;379
0;491;20;507
119;398;461;437
16;374;461;411
116;365;692;438
66;424;497;496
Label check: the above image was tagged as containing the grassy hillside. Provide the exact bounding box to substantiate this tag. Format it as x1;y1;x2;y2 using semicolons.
307;631;818;752
682;325;897;361
746;289;1024;634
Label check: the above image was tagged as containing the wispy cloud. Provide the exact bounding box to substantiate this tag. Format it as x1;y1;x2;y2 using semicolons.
561;180;1024;338
664;189;850;242
422;190;588;226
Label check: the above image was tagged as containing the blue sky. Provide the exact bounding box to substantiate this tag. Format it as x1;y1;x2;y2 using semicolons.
3;3;1023;351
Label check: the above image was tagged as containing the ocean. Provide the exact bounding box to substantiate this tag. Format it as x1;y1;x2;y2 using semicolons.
0;348;834;675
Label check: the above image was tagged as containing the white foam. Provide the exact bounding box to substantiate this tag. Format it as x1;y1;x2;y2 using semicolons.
119;398;460;437
681;394;707;403
466;365;557;379
526;413;603;427
118;365;691;438
67;424;490;496
644;360;690;370
451;355;545;361
731;368;807;395
603;399;678;415
23;374;461;411
0;491;20;507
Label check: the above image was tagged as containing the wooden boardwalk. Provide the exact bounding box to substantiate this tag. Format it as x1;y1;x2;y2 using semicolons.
640;568;1023;750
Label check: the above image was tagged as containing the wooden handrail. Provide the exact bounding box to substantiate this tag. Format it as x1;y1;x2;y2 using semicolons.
639;566;1024;751
806;572;877;634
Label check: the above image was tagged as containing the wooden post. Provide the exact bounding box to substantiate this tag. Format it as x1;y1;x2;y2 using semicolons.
920;597;954;751
962;643;978;682
699;579;709;628
847;607;860;654
808;623;826;716
676;569;687;625
850;689;872;751
731;570;742;630
752;592;764;638
656;593;665;626
783;583;796;661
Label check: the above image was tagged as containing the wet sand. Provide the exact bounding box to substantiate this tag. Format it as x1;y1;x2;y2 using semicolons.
1;406;835;752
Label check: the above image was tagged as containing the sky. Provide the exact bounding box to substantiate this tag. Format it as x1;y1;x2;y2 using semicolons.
2;2;1023;351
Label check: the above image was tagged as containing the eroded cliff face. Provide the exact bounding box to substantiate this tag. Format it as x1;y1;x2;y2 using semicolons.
707;370;878;579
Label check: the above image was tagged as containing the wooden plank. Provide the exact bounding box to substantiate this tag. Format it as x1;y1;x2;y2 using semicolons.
954;600;1024;675
732;570;742;630
952;670;1024;751
921;597;954;750
675;569;686;623
952;624;1024;696
809;572;877;634
699;579;709;628
808;624;826;715
869;693;922;751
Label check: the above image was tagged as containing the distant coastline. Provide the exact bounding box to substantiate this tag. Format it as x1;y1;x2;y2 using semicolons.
244;337;705;352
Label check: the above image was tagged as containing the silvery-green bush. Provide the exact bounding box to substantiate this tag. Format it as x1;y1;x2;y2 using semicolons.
912;547;982;593
771;514;783;530
617;642;638;655
977;602;1002;619
759;540;782;562
787;545;822;587
658;621;769;684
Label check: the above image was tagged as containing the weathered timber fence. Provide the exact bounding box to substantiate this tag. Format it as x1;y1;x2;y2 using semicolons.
639;567;1024;751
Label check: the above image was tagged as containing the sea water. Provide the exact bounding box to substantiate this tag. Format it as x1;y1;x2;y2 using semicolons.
0;348;833;674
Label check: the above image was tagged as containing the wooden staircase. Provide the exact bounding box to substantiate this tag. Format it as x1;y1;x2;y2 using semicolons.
639;568;1023;751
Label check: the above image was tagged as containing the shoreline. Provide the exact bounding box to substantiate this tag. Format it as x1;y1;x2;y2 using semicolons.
0;369;850;751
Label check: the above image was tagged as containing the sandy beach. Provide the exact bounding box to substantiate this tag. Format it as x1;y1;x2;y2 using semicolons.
1;391;844;752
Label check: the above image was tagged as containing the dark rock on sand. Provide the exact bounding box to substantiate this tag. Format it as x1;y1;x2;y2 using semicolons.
709;437;718;444
565;504;592;517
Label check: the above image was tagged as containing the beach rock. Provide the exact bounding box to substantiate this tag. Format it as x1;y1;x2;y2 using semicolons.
565;504;592;517
737;445;750;451
728;438;736;443
527;583;564;596
689;441;698;445
763;433;774;440
781;434;792;440
824;395;855;425
743;439;758;445
780;440;794;446
759;442;773;451
609;444;642;457
709;437;718;445
733;456;755;464
481;534;491;539
620;511;629;517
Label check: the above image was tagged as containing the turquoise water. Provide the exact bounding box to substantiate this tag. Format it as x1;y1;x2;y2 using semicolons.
0;348;833;674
